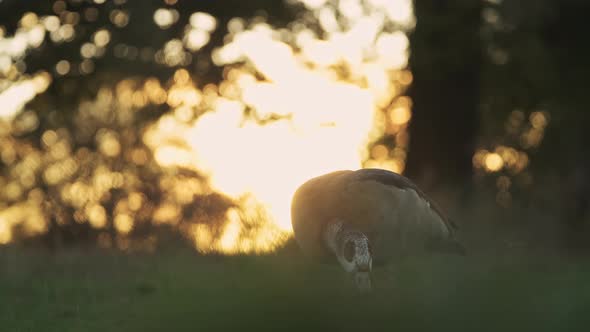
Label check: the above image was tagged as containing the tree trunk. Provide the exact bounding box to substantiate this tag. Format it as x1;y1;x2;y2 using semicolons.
406;0;482;189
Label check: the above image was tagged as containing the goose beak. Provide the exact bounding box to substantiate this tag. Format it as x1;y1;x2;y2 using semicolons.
354;271;372;292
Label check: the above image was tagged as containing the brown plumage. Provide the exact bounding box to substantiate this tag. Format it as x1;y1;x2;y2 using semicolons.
291;168;464;268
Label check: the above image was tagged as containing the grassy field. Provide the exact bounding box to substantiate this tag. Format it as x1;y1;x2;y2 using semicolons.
1;243;589;332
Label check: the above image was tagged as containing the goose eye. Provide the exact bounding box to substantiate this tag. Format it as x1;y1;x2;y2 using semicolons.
344;241;355;262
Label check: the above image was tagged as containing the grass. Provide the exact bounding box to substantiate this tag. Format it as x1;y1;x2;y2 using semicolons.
1;243;589;332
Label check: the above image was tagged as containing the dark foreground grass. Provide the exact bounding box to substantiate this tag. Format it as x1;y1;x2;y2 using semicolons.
1;244;589;332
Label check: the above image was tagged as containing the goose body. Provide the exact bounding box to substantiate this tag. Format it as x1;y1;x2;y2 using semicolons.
290;168;463;290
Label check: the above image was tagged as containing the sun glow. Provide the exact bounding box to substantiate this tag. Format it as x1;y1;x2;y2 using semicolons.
0;0;415;255
143;0;414;254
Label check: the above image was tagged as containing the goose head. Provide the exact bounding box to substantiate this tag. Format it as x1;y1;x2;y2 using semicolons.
337;230;373;292
324;221;373;292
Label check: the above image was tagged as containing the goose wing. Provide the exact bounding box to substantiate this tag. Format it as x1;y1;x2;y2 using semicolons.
347;169;465;256
350;168;458;237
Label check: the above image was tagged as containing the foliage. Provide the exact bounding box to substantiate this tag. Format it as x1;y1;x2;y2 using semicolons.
0;0;588;252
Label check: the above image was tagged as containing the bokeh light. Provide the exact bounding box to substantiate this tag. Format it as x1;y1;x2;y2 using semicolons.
0;0;417;254
473;108;550;207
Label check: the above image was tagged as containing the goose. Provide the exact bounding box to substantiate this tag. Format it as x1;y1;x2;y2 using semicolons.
290;168;465;292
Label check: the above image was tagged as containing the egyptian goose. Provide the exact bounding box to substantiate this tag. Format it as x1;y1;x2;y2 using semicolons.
291;168;464;291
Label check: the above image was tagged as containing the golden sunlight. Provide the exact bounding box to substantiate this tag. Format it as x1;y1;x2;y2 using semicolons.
0;1;415;254
0;72;51;119
484;153;504;172
142;0;414;254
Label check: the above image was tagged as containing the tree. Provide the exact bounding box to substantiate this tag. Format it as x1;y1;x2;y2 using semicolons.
406;0;482;189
